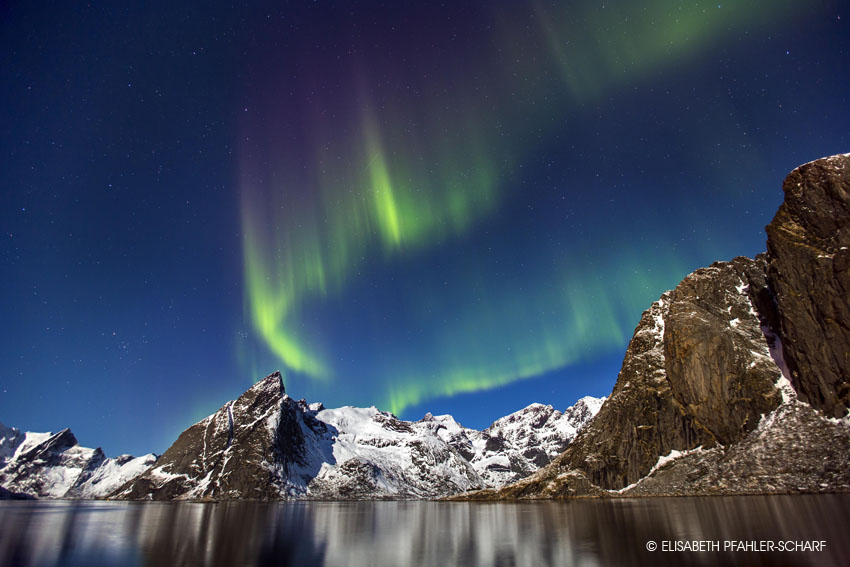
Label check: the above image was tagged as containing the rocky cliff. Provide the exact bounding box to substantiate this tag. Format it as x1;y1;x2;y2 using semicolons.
461;153;850;499
766;154;850;418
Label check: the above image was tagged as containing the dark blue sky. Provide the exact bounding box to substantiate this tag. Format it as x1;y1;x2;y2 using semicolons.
2;1;848;457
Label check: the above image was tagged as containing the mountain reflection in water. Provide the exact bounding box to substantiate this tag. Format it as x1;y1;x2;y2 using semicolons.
0;495;848;566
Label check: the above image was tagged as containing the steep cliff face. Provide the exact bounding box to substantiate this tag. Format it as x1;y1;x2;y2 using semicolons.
488;256;784;497
466;153;850;500
766;153;850;418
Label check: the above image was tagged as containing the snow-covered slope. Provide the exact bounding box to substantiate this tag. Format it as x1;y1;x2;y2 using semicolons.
310;395;604;497
307;405;481;498
113;372;603;500
0;422;156;499
418;398;605;487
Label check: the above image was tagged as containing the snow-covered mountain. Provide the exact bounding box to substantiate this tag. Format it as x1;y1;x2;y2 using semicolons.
1;379;602;501
111;373;603;500
419;397;605;487
310;396;603;498
0;422;156;499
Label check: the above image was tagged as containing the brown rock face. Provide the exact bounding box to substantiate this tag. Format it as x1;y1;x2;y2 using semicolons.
766;153;850;418
559;257;781;491
479;257;784;499
469;153;850;500
663;257;783;444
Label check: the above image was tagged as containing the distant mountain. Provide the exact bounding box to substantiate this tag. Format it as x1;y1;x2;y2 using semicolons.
462;153;850;500
1;388;601;501
109;376;602;500
0;422;156;499
421;397;605;488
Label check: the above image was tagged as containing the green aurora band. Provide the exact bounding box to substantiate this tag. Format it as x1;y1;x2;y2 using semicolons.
240;1;805;414
240;101;504;378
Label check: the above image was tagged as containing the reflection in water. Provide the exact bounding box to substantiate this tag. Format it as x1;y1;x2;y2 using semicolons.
0;495;848;566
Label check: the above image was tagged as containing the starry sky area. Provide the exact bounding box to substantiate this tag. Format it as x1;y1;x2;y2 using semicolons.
2;1;849;457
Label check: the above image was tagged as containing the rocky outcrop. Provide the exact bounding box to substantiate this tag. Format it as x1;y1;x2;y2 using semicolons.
623;379;850;496
766;153;850;418
112;372;331;500
0;422;156;499
473;256;785;498
462;153;850;500
0;486;33;500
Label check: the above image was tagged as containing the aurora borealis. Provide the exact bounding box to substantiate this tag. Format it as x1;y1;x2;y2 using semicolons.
236;0;811;413
2;1;849;456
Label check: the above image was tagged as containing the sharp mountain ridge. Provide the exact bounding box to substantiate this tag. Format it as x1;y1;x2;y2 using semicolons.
0;387;603;500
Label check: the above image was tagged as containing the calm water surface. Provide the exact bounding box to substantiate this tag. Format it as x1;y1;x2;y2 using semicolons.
0;495;847;566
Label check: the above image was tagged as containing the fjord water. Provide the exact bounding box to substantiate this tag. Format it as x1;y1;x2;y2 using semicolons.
1;495;847;567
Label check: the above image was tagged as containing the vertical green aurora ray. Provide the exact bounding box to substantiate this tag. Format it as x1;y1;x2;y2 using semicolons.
240;0;806;412
240;98;506;381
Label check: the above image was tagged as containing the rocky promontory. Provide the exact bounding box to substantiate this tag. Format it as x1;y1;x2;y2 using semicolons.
460;153;850;499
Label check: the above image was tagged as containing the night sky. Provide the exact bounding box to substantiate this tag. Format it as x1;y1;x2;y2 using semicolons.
2;1;848;457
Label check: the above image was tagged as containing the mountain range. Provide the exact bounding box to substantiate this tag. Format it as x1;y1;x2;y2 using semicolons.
0;422;156;499
2;153;849;501
0;391;603;500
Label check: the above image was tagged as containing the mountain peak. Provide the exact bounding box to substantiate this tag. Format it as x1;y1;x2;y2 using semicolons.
38;428;79;455
242;371;285;400
263;370;285;391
